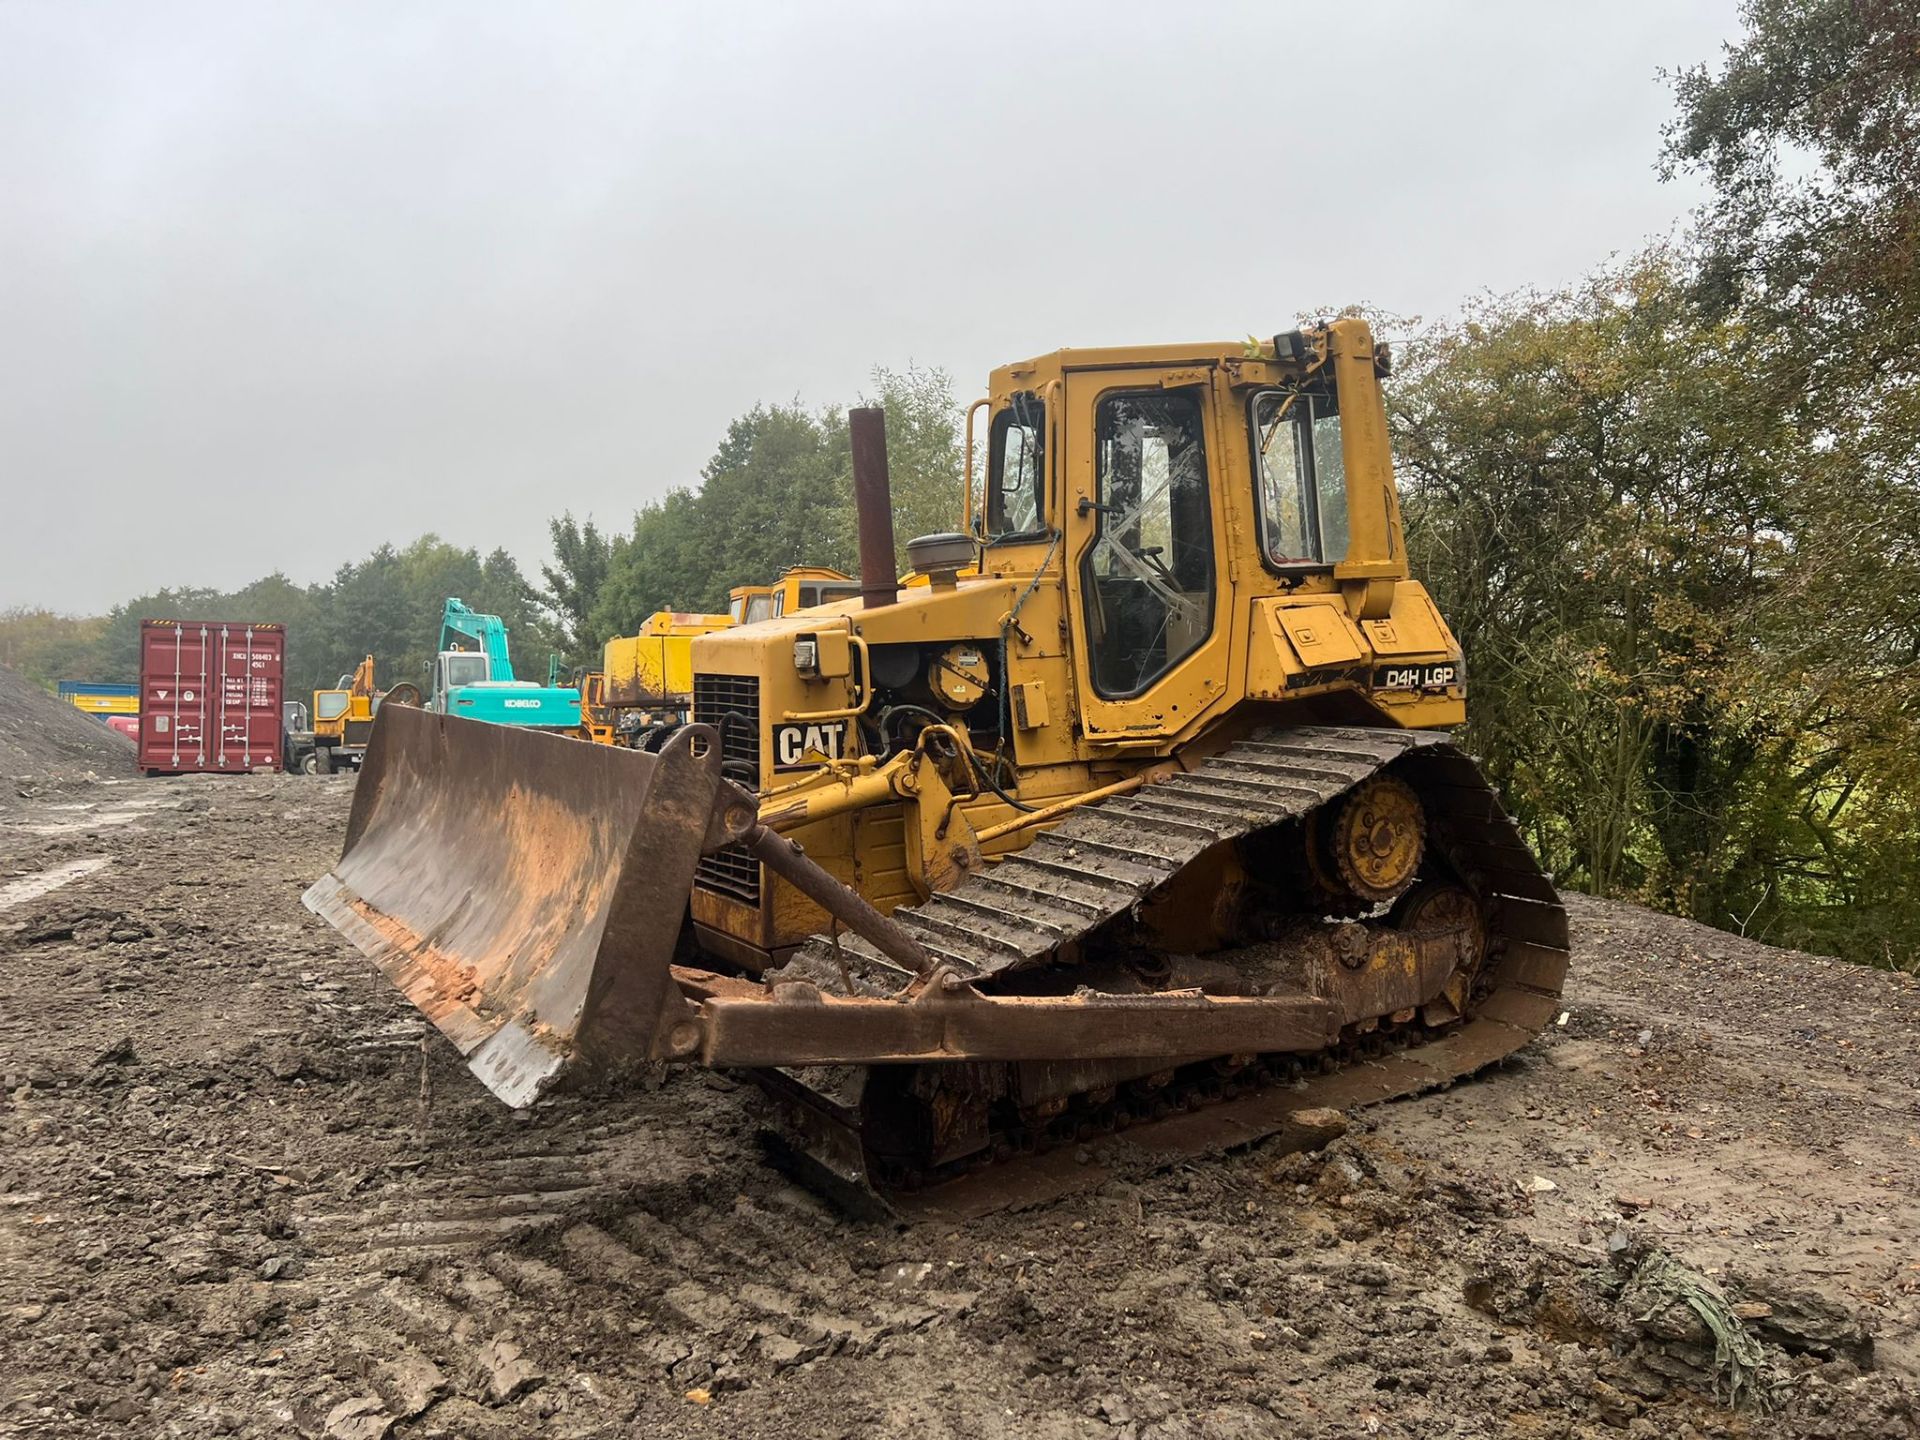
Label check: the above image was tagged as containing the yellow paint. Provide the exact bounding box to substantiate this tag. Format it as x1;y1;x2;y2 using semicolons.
603;568;859;730
602;611;731;717
576;671;617;745
67;694;138;716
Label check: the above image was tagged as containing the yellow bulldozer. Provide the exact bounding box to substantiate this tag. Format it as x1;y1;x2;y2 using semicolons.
589;570;860;749
306;319;1567;1215
729;565;861;624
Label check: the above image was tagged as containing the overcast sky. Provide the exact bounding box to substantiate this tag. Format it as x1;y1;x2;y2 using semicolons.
1;1;1743;614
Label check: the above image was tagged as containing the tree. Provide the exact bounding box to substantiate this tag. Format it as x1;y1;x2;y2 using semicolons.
539;514;615;666
0;608;110;687
853;364;966;556
1664;0;1920;397
580;367;965;642
588;402;858;637
1393;252;1919;967
1659;0;1920;962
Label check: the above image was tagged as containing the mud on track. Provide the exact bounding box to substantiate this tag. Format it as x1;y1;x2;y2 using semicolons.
2;772;1916;1439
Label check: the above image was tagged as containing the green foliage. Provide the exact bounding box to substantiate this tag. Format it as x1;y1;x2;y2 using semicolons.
36;539;557;707
1397;257;1791;904
301;536;555;695
0;608;110;688
1397;261;1919;968
539;514;615;669
857;364;968;551
586;366;962;643
1663;0;1919;393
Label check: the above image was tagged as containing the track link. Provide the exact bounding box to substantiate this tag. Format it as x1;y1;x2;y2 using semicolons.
769;726;1570;1216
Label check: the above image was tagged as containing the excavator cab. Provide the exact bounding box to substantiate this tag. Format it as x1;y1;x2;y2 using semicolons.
309;320;1566;1215
431;648;492;703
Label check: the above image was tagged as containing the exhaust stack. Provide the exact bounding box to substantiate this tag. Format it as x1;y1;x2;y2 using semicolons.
849;406;898;610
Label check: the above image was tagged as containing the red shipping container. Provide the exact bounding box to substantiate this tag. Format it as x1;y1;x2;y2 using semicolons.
138;620;287;776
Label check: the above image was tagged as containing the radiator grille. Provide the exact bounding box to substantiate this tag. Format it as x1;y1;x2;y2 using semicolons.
692;672;761;787
692;672;761;904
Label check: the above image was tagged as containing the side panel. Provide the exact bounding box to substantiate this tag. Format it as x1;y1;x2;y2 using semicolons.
447;685;583;728
137;620;286;774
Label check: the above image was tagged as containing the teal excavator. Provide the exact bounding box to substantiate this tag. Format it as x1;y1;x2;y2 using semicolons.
423;598;581;731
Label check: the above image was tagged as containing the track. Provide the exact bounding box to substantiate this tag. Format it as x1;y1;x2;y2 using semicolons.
769;726;1571;1216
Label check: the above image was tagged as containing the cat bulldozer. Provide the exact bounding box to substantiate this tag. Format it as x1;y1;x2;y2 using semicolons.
306;319;1567;1216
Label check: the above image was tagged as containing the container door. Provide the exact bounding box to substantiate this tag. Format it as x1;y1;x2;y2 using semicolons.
214;626;279;769
142;624;215;771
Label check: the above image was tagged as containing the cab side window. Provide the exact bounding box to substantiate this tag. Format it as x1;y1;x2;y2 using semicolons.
1081;391;1214;696
985;393;1046;538
1252;388;1348;567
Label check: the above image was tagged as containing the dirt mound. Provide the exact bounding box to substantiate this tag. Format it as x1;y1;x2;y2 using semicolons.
0;663;135;790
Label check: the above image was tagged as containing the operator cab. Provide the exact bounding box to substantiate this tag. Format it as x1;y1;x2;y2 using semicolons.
968;320;1444;746
437;650;491;695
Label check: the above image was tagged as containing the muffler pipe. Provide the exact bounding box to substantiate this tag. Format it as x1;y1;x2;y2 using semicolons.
849;406;898;610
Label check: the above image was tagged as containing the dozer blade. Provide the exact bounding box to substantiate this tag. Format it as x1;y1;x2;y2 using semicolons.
303;705;740;1107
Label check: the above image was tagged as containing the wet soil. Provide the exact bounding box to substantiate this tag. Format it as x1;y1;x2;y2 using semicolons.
1;772;1916;1439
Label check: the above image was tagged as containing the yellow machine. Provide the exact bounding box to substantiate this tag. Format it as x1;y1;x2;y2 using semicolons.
308;655;415;774
308;320;1567;1214
596;570;859;748
728;566;861;624
573;670;615;745
599;611;734;745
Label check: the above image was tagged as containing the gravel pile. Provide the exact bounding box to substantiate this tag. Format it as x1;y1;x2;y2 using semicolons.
0;663;135;791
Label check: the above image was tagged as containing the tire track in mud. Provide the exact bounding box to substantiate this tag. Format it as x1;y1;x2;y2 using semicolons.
298;1137;976;1430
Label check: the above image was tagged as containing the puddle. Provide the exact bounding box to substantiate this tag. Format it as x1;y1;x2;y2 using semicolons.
0;855;113;912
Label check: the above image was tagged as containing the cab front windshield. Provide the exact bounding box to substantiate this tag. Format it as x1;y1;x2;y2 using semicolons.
443;653;489;689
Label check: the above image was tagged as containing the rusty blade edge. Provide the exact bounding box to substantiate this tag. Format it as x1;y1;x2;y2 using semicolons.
302;871;566;1108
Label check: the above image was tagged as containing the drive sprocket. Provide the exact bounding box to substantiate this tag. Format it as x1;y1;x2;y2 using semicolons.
1329;775;1425;904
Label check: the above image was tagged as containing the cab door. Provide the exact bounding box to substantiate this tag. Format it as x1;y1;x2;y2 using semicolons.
1062;368;1234;742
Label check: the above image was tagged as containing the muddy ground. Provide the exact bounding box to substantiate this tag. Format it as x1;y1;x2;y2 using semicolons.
2;770;1916;1440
